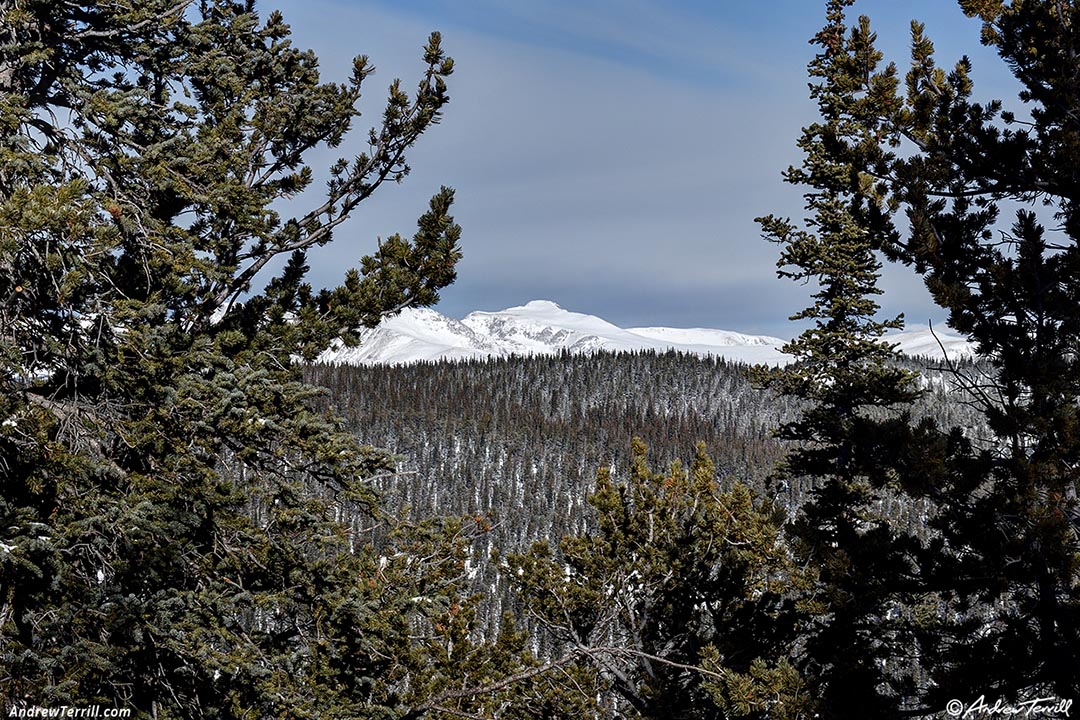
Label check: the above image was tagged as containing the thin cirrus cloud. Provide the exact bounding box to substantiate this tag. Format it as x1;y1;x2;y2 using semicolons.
269;0;1011;336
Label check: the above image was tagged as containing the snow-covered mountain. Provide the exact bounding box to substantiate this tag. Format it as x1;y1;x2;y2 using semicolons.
318;300;976;366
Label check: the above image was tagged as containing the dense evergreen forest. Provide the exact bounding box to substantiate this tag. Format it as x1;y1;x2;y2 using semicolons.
6;0;1080;716
306;350;988;632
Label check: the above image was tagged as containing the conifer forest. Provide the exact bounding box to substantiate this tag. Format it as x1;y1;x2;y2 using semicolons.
3;0;1080;718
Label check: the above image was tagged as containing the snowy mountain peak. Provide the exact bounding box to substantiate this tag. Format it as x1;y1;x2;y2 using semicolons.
514;299;565;312
316;302;977;366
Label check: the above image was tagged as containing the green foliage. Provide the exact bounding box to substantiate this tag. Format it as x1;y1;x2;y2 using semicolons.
767;0;1080;710
511;440;809;720
0;1;512;717
830;0;1080;702
754;3;937;715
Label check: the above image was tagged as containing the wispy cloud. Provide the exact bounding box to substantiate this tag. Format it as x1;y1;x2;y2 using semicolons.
268;0;1011;335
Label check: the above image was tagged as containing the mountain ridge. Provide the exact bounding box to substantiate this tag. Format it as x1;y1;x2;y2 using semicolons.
318;299;976;366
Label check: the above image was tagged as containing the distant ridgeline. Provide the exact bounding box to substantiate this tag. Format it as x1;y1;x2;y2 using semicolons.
306;349;987;631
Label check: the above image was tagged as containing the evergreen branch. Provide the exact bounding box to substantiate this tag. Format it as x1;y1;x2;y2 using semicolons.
22;392;126;478
69;1;193;39
420;706;496;720
203;88;440;327
579;644;728;683
401;654;581;720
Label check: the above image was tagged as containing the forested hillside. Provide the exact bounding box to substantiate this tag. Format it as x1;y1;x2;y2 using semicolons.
306;350;987;631
8;0;1080;715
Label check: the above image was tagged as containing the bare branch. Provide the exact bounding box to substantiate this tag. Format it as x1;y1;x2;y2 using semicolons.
71;1;193;39
578;644;729;683
402;654;581;720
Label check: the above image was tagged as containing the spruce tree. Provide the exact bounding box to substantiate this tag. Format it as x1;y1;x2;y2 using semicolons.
754;2;939;715
512;440;808;720
848;0;1080;700
771;0;1080;707
0;2;532;716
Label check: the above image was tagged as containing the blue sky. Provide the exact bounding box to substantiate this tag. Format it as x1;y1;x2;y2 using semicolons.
270;0;1015;336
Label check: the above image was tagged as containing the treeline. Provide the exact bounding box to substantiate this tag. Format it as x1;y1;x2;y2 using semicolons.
11;0;1080;714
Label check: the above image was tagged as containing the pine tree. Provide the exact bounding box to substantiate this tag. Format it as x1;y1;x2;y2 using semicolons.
0;2;531;716
511;440;809;720
770;0;1080;707
754;2;939;715
838;0;1080;701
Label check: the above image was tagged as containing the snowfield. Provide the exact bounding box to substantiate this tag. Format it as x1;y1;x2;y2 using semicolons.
318;300;977;366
